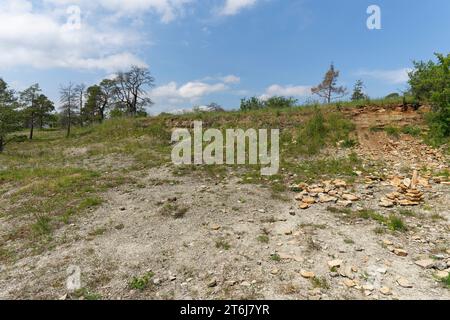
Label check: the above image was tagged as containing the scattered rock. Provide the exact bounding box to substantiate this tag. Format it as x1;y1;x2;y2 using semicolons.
380;287;392;296
207;279;218;288
300;270;315;279
393;249;408;257
396;277;413;288
343;279;356;288
328;259;343;269
342;194;360;202
415;259;435;269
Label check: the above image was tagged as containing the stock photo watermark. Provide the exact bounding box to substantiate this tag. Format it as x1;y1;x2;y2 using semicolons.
171;121;280;176
66;265;81;292
65;5;82;30
367;4;382;30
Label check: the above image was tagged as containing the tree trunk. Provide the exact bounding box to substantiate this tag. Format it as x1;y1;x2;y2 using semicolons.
0;136;4;153
29;112;34;140
67;108;71;138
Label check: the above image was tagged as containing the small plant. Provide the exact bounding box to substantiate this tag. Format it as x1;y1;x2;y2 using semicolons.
384;126;401;138
441;274;450;288
160;203;189;219
32;215;52;236
215;239;231;250
129;272;155;291
270;253;281;262
73;288;102;300
311;277;330;290
401;126;421;137
344;238;355;244
387;215;408;232
341;138;357;148
257;235;270;244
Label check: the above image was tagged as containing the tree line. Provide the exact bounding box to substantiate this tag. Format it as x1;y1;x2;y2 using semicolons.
0;66;154;150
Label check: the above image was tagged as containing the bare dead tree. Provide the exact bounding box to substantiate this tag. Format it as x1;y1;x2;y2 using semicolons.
60;83;78;137
311;63;347;104
114;66;155;116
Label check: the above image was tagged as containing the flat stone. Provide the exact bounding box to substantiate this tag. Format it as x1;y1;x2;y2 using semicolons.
299;203;311;210
343;279;356;288
302;197;316;205
415;259;435;269
328;259;343;269
380;287;392;296
342;194;360;202
393;249;408;257
207;279;218;288
396;277;413;288
300;270;315;279
319;195;338;203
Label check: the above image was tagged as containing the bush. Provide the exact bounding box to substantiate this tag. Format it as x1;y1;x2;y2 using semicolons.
240;96;297;111
409;53;450;144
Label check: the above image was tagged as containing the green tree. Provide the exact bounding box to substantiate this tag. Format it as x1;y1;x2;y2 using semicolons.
20;84;41;140
351;80;367;101
35;94;55;129
83;85;102;123
0;78;21;152
409;53;450;141
312;63;347;104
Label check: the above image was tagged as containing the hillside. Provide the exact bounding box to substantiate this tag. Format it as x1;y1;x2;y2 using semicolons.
0;103;449;300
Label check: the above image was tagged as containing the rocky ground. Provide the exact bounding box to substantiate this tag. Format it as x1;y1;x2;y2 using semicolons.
0;105;449;300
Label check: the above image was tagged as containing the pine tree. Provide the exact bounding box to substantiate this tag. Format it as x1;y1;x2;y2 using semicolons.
351;80;367;101
311;63;347;104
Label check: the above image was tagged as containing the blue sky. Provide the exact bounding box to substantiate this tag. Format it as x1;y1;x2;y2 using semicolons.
0;0;449;114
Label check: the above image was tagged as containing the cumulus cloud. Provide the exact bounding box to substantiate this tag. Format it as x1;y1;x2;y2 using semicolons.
355;68;412;84
260;84;312;100
0;0;193;71
150;76;242;111
220;75;241;84
219;0;259;16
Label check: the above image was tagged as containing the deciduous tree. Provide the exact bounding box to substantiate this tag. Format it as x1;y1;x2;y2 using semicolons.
114;66;155;116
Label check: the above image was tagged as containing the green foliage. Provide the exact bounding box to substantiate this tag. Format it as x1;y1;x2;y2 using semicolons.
387;215;408;232
409;53;450;143
385;93;400;99
351;80;368;101
129;272;155;291
240;96;297;111
0;78;22;151
215;239;231;250
264;96;298;109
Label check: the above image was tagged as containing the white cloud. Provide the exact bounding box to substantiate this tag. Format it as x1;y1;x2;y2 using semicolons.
221;75;241;84
355;68;412;84
152;81;228;100
260;84;312;100
220;0;259;16
0;0;193;71
150;77;241;111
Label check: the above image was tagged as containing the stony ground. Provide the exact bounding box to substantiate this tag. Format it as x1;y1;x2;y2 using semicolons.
0;106;449;300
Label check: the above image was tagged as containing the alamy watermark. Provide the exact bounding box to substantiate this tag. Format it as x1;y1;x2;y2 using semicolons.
171;122;280;176
367;5;382;30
